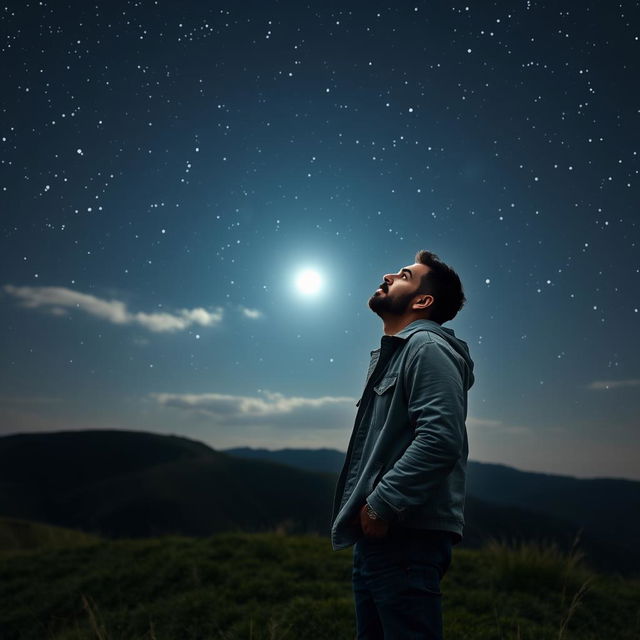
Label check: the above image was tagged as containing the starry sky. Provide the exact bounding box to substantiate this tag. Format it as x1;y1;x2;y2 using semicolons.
1;1;638;480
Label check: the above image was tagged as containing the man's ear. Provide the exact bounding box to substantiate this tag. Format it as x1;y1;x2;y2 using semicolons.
413;294;434;311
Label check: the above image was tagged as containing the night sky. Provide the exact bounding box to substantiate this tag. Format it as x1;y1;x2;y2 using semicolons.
1;2;638;480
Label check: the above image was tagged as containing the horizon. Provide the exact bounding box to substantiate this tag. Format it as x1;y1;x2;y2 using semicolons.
2;426;638;484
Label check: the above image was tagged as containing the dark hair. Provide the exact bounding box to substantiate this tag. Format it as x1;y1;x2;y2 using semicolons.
414;250;466;324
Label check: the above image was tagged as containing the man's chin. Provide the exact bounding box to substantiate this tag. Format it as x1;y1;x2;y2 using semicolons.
368;296;386;314
368;292;412;317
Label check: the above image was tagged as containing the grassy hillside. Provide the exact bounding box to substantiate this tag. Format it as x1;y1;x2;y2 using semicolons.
1;523;639;639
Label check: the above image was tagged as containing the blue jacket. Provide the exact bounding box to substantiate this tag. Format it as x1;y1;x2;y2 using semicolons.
330;319;475;551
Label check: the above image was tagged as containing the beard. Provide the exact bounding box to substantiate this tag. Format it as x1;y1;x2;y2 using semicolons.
368;288;415;317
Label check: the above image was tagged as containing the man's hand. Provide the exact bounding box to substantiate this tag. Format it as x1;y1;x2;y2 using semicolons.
359;503;390;538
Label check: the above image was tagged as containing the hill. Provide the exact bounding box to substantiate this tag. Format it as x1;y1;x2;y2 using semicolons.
0;430;335;538
1;528;639;640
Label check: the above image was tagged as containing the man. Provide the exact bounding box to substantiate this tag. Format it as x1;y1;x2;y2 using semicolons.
330;249;475;639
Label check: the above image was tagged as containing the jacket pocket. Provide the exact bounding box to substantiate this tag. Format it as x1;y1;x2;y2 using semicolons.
373;375;397;395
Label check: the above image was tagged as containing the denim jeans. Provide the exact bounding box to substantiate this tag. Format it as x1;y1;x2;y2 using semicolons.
352;527;453;639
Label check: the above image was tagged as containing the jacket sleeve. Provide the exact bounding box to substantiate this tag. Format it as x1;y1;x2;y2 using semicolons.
366;339;466;522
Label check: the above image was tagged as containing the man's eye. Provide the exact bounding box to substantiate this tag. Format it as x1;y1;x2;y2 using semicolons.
402;273;407;278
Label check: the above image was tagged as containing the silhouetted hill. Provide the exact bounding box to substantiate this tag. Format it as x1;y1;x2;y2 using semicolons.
0;430;335;538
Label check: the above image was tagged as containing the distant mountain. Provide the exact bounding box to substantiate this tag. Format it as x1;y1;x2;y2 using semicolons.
0;430;335;538
224;447;346;473
466;461;640;559
224;446;640;575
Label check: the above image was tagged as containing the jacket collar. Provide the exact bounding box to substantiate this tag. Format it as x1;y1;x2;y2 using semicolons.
371;319;454;354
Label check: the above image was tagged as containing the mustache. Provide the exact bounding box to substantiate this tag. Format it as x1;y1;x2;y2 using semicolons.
378;283;388;292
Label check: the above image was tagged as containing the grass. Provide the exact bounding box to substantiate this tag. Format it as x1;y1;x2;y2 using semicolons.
1;520;639;639
0;517;101;552
483;533;595;640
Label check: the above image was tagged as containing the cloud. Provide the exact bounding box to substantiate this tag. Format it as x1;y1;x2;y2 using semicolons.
587;379;640;390
466;416;532;434
466;416;504;428
239;306;263;319
149;390;356;427
2;284;223;333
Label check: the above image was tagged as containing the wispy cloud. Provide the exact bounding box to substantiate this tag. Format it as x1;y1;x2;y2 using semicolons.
149;390;356;427
587;379;640;390
466;416;531;434
466;416;503;428
2;284;223;333
239;306;263;319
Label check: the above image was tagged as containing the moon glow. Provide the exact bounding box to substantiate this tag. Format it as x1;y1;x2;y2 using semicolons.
295;269;323;295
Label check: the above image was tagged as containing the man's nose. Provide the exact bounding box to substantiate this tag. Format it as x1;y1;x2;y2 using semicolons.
383;274;394;285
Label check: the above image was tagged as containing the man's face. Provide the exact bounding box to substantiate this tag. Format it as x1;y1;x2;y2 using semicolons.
368;262;431;317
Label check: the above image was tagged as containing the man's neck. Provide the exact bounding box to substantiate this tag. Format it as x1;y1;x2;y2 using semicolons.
382;314;424;336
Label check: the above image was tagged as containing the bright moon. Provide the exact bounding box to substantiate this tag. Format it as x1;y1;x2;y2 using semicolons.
295;268;323;295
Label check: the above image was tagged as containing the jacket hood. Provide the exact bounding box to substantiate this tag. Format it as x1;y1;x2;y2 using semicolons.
393;319;475;390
